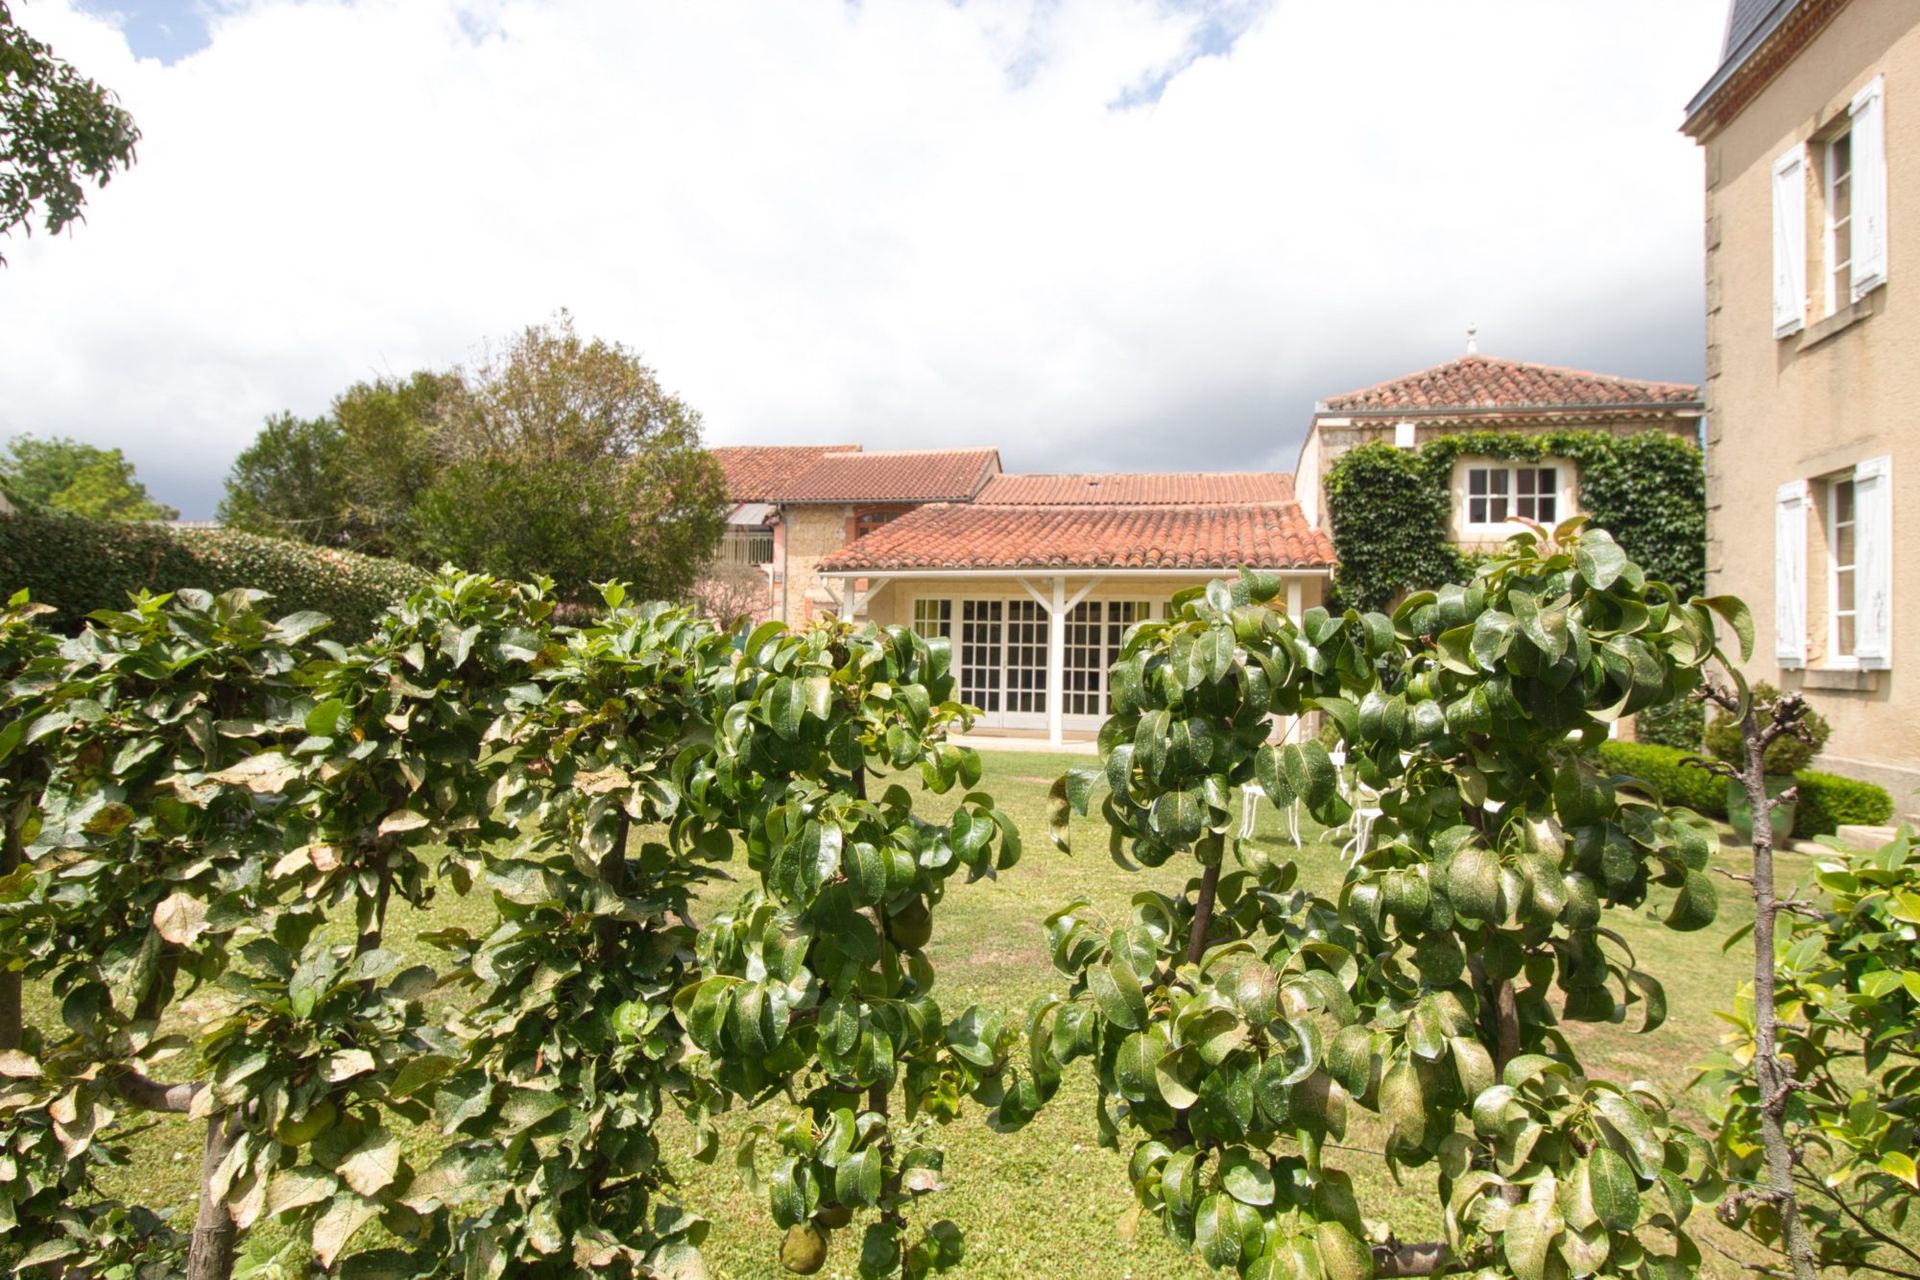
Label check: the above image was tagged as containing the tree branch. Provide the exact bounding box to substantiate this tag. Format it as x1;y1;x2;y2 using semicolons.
110;1067;202;1114
1372;1240;1453;1277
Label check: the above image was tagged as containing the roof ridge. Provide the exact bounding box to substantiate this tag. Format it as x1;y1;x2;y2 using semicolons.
1321;354;1699;408
817;446;999;459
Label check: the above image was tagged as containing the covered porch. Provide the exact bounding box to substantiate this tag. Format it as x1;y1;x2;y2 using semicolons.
819;568;1321;746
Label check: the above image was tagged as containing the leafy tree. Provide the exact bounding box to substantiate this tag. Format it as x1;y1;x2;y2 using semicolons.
216;412;349;544
411;313;726;601
0;0;139;263
219;374;457;555
1046;521;1746;1278
221;320;726;601
0;434;176;521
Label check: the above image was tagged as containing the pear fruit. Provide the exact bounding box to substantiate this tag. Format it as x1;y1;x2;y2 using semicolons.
886;897;933;951
780;1222;829;1275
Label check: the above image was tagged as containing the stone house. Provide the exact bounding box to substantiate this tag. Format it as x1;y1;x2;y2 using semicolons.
1683;0;1917;814
1292;350;1703;549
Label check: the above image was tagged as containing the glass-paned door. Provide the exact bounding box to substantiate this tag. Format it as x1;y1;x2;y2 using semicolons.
1002;599;1050;728
959;600;1002;713
1063;601;1105;721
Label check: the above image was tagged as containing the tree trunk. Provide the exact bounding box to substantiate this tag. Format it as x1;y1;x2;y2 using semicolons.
1186;863;1220;966
1739;706;1819;1280
0;806;21;1052
184;1111;240;1280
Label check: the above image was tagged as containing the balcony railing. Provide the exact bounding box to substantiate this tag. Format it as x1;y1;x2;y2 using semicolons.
721;527;775;568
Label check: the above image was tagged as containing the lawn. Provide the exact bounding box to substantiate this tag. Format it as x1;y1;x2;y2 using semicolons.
44;748;1800;1278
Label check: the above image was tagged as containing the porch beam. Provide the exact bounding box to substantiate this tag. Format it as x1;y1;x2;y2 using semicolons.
1286;578;1303;623
1063;576;1105;613
1014;577;1052;612
1046;576;1067;746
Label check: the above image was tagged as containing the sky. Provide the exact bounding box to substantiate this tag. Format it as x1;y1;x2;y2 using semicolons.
2;0;1731;519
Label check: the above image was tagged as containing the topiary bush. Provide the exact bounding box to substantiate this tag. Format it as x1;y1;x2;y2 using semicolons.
1793;770;1895;837
0;507;429;635
1705;683;1830;776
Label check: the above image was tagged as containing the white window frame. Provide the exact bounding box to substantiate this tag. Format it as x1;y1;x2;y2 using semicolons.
1459;460;1573;534
1825;474;1860;668
1824;127;1854;317
912;594;1162;730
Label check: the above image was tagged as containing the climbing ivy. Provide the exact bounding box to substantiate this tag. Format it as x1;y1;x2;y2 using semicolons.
1325;431;1705;612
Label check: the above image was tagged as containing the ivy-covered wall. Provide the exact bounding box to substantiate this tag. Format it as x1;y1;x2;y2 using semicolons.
1324;429;1706;611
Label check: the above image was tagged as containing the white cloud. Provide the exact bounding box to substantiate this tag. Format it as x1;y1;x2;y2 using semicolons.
0;0;1728;515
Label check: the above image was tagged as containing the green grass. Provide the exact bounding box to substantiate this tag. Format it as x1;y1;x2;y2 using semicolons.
38;749;1806;1277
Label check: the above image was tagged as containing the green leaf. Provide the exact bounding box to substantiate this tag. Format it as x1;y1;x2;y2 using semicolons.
1588;1144;1641;1230
1445;843;1501;922
1576;532;1629;590
1088;958;1147;1031
1503;1199;1562;1280
1663;868;1717;932
1220;1152;1274;1206
1699;595;1755;661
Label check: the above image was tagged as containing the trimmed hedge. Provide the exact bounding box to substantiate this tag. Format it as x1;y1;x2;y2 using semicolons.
1598;740;1895;839
1599;740;1726;818
0;508;430;636
1794;769;1897;838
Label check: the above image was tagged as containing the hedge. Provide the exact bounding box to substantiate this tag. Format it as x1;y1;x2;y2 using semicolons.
1635;697;1704;750
1793;769;1897;837
1598;740;1726;818
0;508;430;636
1598;741;1896;839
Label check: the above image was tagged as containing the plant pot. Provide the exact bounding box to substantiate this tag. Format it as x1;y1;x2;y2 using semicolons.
1727;775;1797;844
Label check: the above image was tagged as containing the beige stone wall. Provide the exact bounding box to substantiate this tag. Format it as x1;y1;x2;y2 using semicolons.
1698;0;1920;815
777;505;858;625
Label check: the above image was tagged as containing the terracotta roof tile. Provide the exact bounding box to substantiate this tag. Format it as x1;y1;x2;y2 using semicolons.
978;472;1296;505
818;502;1335;573
715;445;860;502
1320;355;1701;416
721;448;1000;504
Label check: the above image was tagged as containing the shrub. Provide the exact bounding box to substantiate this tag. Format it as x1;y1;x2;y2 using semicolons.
0;507;429;635
1600;741;1895;840
1636;696;1704;749
1794;769;1895;837
1599;739;1726;817
1705;682;1831;775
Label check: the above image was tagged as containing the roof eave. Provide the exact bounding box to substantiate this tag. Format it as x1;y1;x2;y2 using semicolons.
816;564;1336;578
1315;402;1704;420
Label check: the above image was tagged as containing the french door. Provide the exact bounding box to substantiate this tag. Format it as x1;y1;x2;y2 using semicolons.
915;595;1155;731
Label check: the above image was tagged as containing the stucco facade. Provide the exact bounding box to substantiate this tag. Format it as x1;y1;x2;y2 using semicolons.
1687;0;1920;815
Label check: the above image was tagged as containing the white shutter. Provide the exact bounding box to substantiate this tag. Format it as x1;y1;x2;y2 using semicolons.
1775;480;1809;667
1853;455;1893;668
1849;76;1888;299
1773;147;1808;337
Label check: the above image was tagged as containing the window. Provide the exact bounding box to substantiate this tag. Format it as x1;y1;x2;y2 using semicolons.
856;510;898;537
912;598;952;641
1829;477;1858;659
1826;130;1853;314
1466;465;1558;527
1773;75;1886;336
721;526;774;566
1781;458;1891;672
